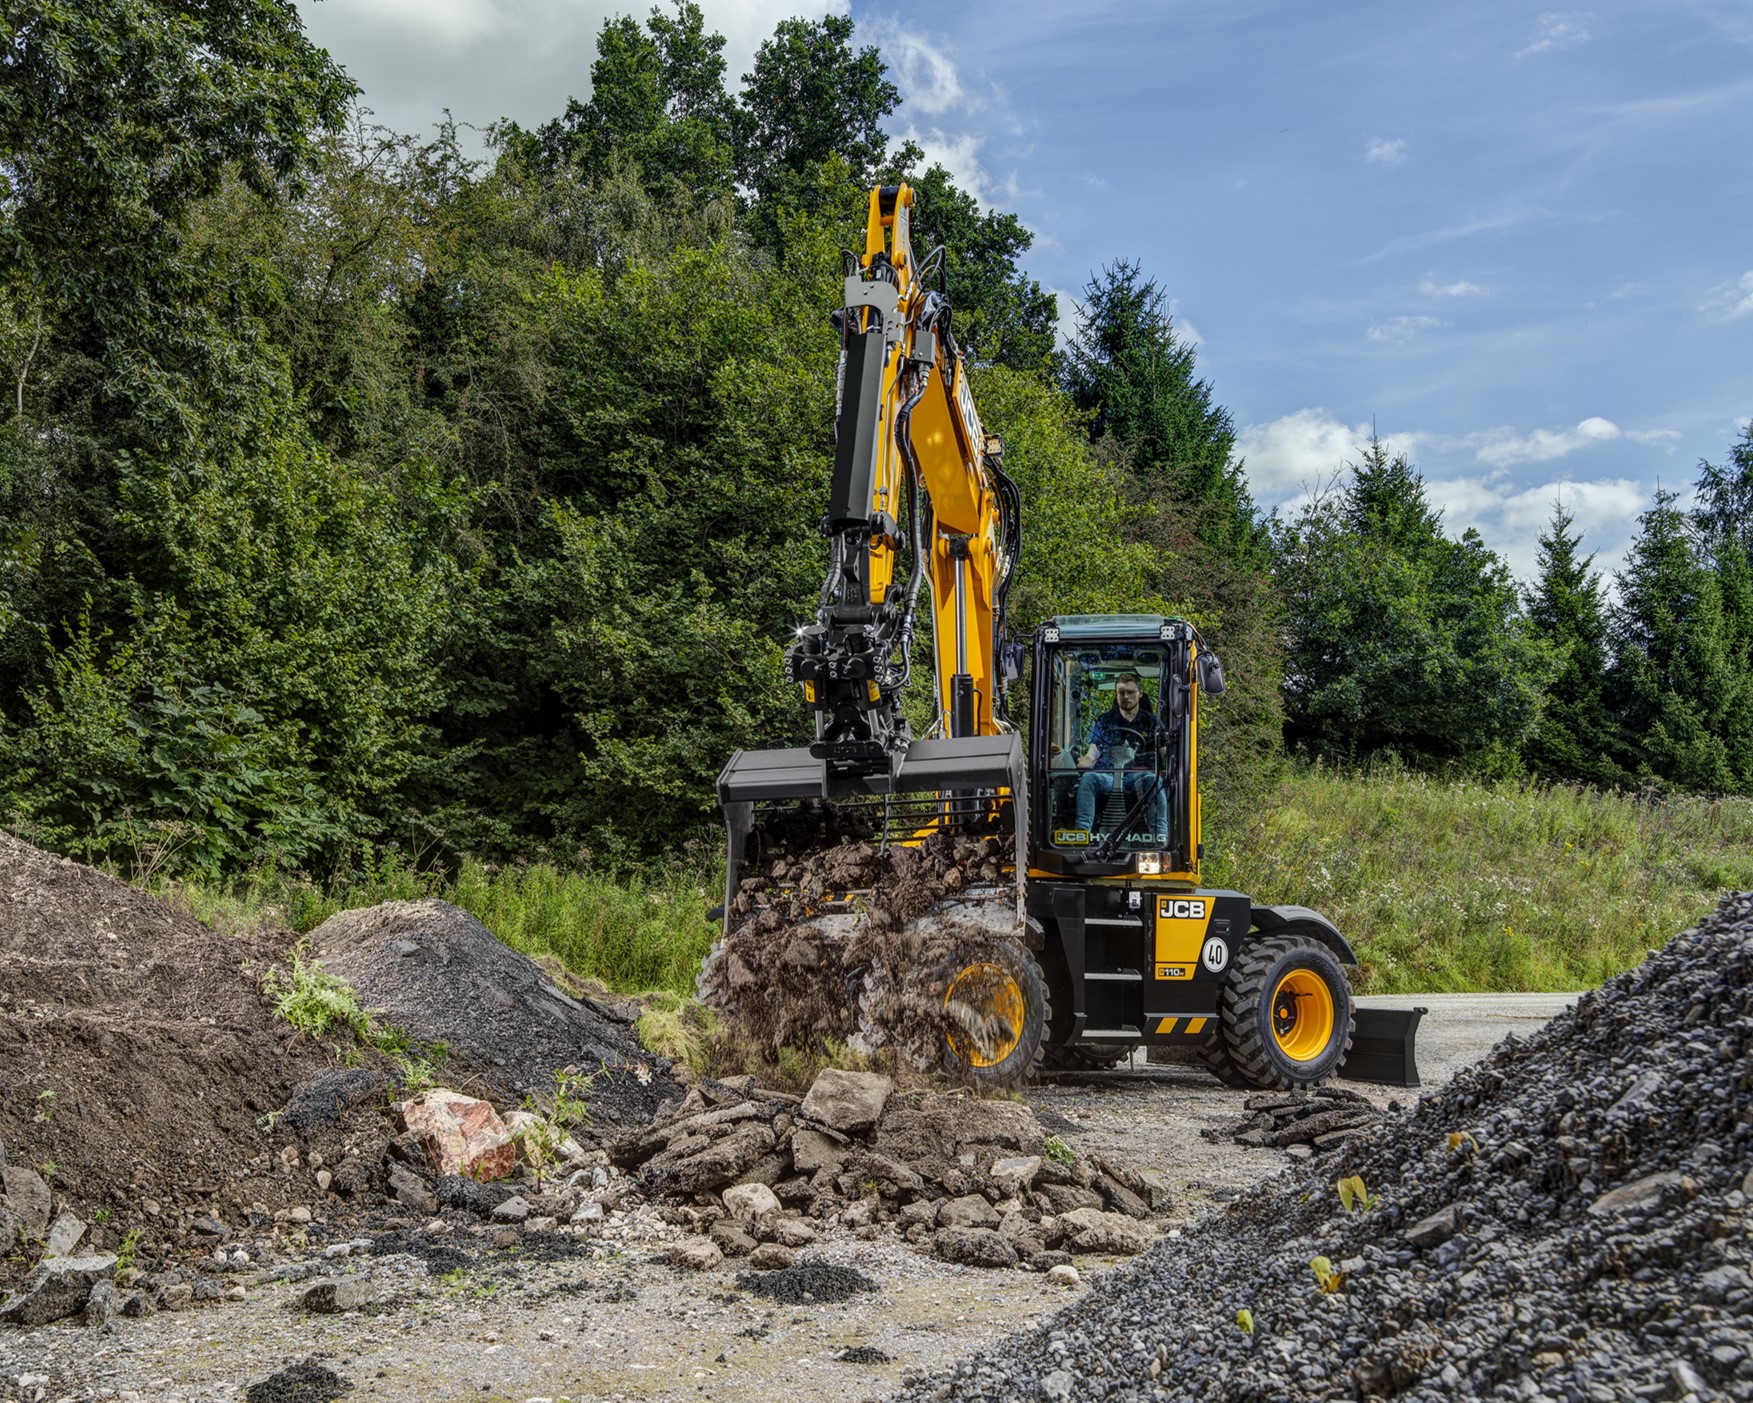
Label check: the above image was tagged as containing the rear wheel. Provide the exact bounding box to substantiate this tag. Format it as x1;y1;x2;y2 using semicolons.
941;942;1048;1090
1216;935;1353;1090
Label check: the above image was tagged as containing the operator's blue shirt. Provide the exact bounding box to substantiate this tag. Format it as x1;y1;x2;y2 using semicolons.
1086;706;1159;769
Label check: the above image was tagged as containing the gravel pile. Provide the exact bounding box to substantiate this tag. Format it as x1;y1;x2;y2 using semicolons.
310;899;674;1127
897;892;1753;1402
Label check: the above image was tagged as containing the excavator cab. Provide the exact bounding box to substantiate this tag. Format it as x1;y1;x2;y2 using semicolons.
1031;615;1206;882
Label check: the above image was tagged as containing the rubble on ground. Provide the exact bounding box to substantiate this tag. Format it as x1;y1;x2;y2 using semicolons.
1202;1084;1388;1157
309;899;674;1126
603;1066;1165;1271
898;891;1753;1403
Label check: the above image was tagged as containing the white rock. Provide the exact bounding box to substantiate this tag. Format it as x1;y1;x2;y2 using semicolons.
721;1183;782;1224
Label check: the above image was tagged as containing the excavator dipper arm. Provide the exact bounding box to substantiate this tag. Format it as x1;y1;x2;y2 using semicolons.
779;184;1019;785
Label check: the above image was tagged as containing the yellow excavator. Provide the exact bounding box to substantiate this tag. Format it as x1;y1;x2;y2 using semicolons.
709;184;1420;1091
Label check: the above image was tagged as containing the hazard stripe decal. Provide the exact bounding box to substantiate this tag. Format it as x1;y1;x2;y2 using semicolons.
1187;1017;1208;1035
1156;1017;1177;1034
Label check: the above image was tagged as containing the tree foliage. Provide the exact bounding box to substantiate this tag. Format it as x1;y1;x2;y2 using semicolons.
1521;504;1628;788
2;0;1749;881
1062;260;1254;544
1274;437;1550;769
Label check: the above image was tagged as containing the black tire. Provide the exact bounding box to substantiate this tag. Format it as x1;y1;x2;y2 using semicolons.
1040;1041;1131;1072
941;941;1049;1091
1217;935;1353;1090
1199;1030;1254;1089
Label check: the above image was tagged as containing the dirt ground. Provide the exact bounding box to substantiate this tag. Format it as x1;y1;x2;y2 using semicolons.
0;994;1576;1403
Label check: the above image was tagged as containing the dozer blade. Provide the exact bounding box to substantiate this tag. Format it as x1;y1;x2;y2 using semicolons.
1338;1005;1426;1088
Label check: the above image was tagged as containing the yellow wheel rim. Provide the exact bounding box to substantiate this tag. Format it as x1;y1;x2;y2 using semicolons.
943;962;1025;1068
1271;969;1336;1062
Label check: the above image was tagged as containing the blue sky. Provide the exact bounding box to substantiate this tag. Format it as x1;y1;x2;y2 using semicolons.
297;0;1753;582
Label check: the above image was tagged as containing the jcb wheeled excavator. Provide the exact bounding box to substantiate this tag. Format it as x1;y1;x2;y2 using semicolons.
711;184;1420;1091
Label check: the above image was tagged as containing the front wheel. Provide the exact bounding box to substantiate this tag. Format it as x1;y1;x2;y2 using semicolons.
1217;935;1353;1090
941;942;1048;1090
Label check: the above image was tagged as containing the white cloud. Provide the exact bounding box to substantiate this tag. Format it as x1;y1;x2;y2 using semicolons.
1419;278;1485;298
1168;299;1202;349
1704;270;1753;320
1516;12;1592;59
1495;479;1647;536
884;27;964;115
1473;416;1622;467
1434;476;1644;579
1234;410;1650;581
1232;409;1424;499
1365;137;1408;166
902;126;992;208
1367;315;1442;343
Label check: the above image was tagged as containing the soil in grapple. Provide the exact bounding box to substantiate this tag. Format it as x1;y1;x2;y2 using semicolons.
895;891;1753;1403
699;828;1020;1069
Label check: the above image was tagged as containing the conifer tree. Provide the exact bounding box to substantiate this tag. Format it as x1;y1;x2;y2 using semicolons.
1691;422;1753;786
1609;490;1741;791
1274;435;1549;767
1521;503;1630;787
1062;260;1256;549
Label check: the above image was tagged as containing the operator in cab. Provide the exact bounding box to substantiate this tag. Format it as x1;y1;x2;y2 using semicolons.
1073;672;1167;844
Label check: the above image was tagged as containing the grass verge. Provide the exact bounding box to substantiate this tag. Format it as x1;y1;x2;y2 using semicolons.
1204;763;1753;993
157;850;719;998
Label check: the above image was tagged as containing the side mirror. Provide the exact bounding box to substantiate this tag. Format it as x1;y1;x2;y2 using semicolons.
1197;651;1226;697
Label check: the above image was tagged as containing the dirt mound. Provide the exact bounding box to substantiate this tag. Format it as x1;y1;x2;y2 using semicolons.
0;832;335;1277
901;892;1753;1402
700;830;1022;1070
309;899;675;1128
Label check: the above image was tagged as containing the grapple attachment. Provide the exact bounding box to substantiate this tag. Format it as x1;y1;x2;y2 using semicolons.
709;734;1041;1087
716;733;1029;921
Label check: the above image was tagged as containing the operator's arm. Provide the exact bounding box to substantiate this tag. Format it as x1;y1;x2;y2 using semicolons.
1078;717;1109;769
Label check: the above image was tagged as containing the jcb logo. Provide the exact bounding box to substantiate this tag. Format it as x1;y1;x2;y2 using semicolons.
1159;898;1208;920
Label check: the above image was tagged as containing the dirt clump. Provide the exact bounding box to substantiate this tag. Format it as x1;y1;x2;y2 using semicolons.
309;899;675;1128
0;832;339;1274
243;1356;353;1401
699;829;1022;1069
737;1262;878;1304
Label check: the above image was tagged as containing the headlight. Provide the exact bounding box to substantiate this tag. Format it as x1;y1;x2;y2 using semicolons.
1136;852;1162;875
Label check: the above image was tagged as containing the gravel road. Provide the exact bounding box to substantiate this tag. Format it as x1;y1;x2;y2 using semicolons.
1;995;1575;1403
